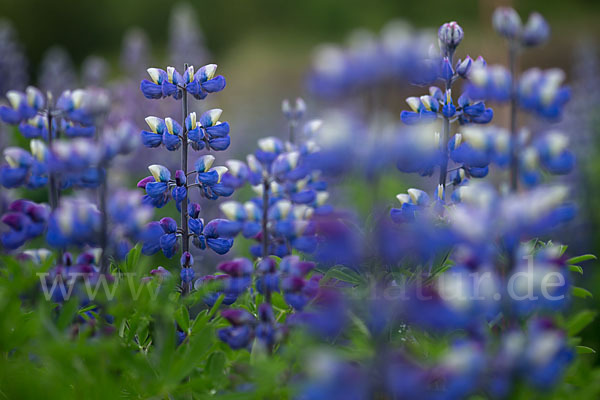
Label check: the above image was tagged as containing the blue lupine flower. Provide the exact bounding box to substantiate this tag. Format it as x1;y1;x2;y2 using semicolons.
436;340;486;399
534;131;574;175
141;217;179;258
217;258;253;295
218;303;282;351
282;97;306;121
521;12;550;47
518;68;570;119
449;128;494;172
190;216;234;255
390;188;430;223
0;142;48;189
56;89;97;125
521;319;574;389
455;55;473;78
221;160;250;189
279;255;320;311
438;21;464;52
255;257;279;295
298;354;368;400
217;309;256;350
47;139;107;189
288;288;347;339
400;96;438;125
140;64;226;100
1;199;49;249
194;155;234;200
163;117;182;150
108;190;153;259
0;87;44;123
61;120;95;138
141;116;167;148
187;109;231;151
46;198;102;248
180;252;195;284
457;93;494;124
219;200;262;239
194;274;237;306
139;164;172;208
492;7;522;39
509;244;570;315
466;64;512;102
395;127;441;176
255;137;284;165
19;115;51;139
189;64;226;99
140;67;176;99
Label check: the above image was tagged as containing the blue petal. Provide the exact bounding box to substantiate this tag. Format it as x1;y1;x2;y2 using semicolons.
141;131;163;148
162;132;182;151
205;122;230;138
189;218;204;235
207;237;234;254
201;76;226;93
140;80;164;99
160;233;178;258
291;189;316;204
211;183;234;197
197;170;219;186
146;181;168;198
0;166;28;188
188;127;204;143
208;135;230;151
0;106;22;124
141;222;164;255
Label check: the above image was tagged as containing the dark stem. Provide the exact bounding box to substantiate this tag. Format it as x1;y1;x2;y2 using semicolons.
261;178;270;259
99;162;109;274
46;112;59;210
181;63;191;295
438;53;454;191
508;43;519;192
289;120;296;144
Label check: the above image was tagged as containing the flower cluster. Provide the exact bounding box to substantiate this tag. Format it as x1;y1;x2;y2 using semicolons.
138;62;234;292
140;64;225;100
1;199;49;249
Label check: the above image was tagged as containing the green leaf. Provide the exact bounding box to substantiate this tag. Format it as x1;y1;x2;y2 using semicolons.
576;346;596;354
569;265;584;275
206;351;226;379
175;305;190;332
567;310;597;336
270;291;289;310
567;254;597;265
322;266;363;286
56;299;79;331
572;287;594;299
123;243;142;272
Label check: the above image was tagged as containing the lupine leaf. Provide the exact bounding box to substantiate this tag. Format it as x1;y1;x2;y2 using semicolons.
576;346;596;354
175;305;190;332
567;310;596;336
206;351;226;379
567;254;597;265
322;266;363;285
569;265;584;275
572;286;593;299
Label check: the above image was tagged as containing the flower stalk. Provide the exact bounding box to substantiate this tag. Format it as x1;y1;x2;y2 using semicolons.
46;107;59;211
181;63;191;295
508;43;519;192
